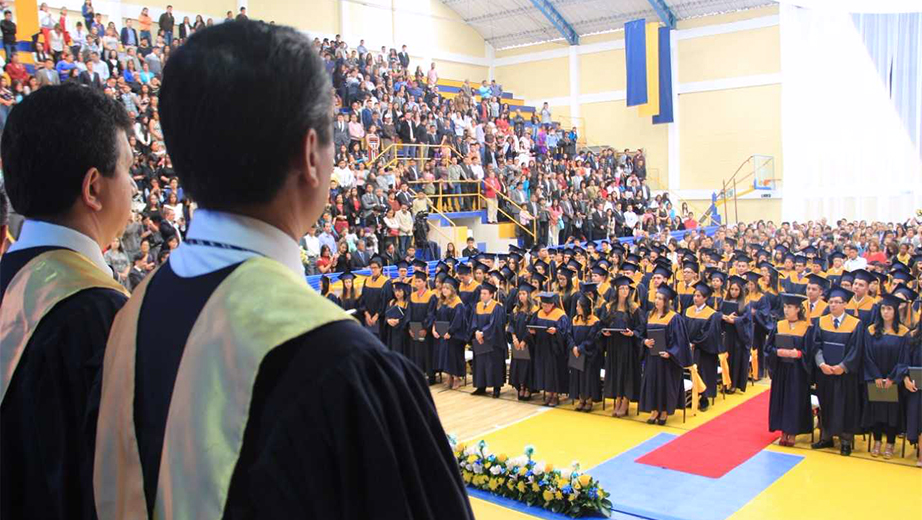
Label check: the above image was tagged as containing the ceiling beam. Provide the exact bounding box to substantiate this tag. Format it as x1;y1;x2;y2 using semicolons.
645;0;676;29
527;0;580;45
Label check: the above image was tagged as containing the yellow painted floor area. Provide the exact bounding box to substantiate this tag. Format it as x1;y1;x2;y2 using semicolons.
436;382;922;520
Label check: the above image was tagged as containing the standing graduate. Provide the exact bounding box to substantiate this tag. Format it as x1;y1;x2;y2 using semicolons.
846;269;878;326
338;271;360;312
383;281;411;356
530;292;571;407
94;23;473;520
862;294;909;459
556;266;578;316
508;282;537;401
433;276;467;390
676;261;699;313
602;276;645;417
320;275;341;307
469;281;507;398
707;270;726;309
766;293;815;447
896;319;921;466
357;256;391;337
685;281;724;411
811;286;864;456
569;295;603;412
639;285;692;425
721;275;753;393
407;268;438;384
743;271;773;380
782;255;810;294
804;273;829;321
1;84;133;520
457;262;480;311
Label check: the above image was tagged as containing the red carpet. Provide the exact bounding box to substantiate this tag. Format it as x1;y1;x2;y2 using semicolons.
635;390;779;478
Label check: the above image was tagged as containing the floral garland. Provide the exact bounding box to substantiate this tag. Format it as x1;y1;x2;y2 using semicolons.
449;437;613;518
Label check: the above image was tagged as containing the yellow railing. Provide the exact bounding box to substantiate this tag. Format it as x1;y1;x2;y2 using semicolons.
713;155;776;225
368;143;465;172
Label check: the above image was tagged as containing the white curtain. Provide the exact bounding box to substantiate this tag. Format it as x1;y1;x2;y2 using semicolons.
780;3;922;222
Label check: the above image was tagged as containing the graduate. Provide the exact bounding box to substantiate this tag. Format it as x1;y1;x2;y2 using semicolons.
357;256;391;337
602;276;646;417
896;320;922;466
722;275;753;393
811;286;864;456
469;280;507;398
433;276;468;390
707;270;727;309
383;281;411;356
743;271;773;380
639;285;692;425
804;273;829;321
407;267;438;384
320;275;341;307
644;263;674;313
766;293;815;447
676;261;700;313
93;23;473;519
685;281;725;411
862;294;910;459
338;271;360;311
759;261;784;321
0;84;133;520
846;269;878;326
509;282;538;401
569;295;603;412
556;266;578;315
457;262;480;310
826;251;846;286
782;255;810;294
530;292;571;407
893;283;920;330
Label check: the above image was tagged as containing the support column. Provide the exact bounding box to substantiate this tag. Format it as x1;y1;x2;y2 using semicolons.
568;45;580;119
486;42;495;81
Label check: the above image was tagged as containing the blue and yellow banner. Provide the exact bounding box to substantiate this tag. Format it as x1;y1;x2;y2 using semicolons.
625;20;674;125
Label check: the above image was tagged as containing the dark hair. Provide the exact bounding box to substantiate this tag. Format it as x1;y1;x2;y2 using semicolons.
872;300;901;338
0;185;8;227
160;21;332;210
1;84;131;217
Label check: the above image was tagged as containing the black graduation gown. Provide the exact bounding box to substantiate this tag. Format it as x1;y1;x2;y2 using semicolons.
602;305;644;401
742;294;773;379
324;292;342;307
896;342;922;443
676;280;696;314
469;299;506;389
407;289;437;378
530;309;571;394
766;320;815;435
508;309;536;389
339;292;360;312
685;306;724;399
862;326;909;430
1;246;128;520
383;301;409;356
458;279;481;319
357;274;391;337
131;262;473;519
721;299;753;392
639;311;692;415
846;296;878;329
569;317;603;402
813;314;865;436
781;272;809;295
434;298;468;377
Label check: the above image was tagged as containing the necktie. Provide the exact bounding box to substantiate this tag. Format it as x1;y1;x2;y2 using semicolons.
834;317;840;329
810;302;815;312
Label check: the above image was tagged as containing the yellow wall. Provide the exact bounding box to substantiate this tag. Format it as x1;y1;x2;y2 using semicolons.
678;26;780;83
581;100;669;183
133;0;235;15
250;0;338;34
495;57;569;101
433;61;489;83
580;49;625;94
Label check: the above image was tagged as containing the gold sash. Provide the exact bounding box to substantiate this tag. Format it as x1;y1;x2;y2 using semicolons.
0;249;128;403
94;257;351;520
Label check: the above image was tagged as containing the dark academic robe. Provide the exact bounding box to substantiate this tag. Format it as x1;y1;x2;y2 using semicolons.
639;311;692;415
339;291;360;312
434;298;468;377
531;308;571;394
825;267;845;288
324;292;341;307
721;298;753;392
602;305;644;401
862;325;909;430
676;280;697;313
458;278;481;319
846;296;877;328
407;289;438;378
383;301;409;356
131;263;472;518
568;316;603;402
508;309;536;390
685;305;724;399
782;272;809;295
742;293;773;379
558;289;577;317
469;299;506;389
766;320;815;435
1;247;128;520
896;341;922;443
813;313;865;437
357;274;391;337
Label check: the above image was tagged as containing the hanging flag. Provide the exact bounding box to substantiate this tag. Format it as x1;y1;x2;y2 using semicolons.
637;22;661;117
624;19;647;107
652;26;674;124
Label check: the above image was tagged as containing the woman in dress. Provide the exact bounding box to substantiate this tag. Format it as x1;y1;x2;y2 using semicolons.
766;293;815;447
508;282;537;401
639;285;692;425
602;276;644;417
433;277;468;389
863;294;910;459
569;295;603;412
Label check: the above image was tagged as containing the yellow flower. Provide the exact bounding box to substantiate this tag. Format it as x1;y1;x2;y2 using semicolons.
467;454;477;464
517;481;526;493
545;463;555;473
462;472;472;484
518;467;528;476
578;474;592;487
532;483;541;492
569;493;578;502
555;491;563;500
542;490;555;502
497;453;508;463
573;482;581;491
507;480;515;490
456;442;466;453
556;477;566;488
488;478;500;491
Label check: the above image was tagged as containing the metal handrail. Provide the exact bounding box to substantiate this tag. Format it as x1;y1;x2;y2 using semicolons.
490;190;537;239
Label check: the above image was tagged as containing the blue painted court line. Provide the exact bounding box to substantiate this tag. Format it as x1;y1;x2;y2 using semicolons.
587;433;804;520
467;487;642;520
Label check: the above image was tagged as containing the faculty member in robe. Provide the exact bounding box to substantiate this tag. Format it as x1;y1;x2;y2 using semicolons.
1;84;134;520
93;22;473;520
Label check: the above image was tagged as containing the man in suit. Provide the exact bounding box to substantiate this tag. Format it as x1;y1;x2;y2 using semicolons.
120;19;138;47
590;201;607;241
78;59;103;89
36;58;60;87
398;45;410;69
459;156;475;211
397;113;416;144
350;239;371;269
333;113;350;150
396;183;413;208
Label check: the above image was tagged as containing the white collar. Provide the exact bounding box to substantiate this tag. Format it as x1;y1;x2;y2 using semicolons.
695;304;706;312
8;219;112;275
168;209;304;279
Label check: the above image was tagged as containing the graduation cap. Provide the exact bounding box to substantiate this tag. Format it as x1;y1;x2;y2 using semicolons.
339;271;356;281
508;252;523;262
756;249;772;260
827;285;854;302
636;247;650;258
538;291;558;304
456;262;472;275
828;251;846;262
757;261;777;273
725;237;738;247
531;271;548;284
412;259;428;272
435;271;448;283
573;246;586;256
530;245;542;255
807;273;829;289
851;269;875;284
655;257;673;269
534;259;549;272
734;253;752;264
891;270;911;283
497;253;509;263
610;242;626;254
613;275;634;287
557;266;575;279
501;266;515;281
413;269;428;280
775;244;789;253
625;254;642;264
878;293;905;310
782;252;796;263
779;293;807;307
727;275;747;287
477;253;496;263
892;284;918;302
652;265;672;279
802;245;818;256
489;270;505;284
579;282;599;296
473;261;489;273
567;259;582;272
436;261;450;273
446;257;458;266
442;276;460;291
393;281;412;294
517;281;536;294
656;284;677;301
509;244;525;254
369;255;384;267
793;255;807;265
693;281;713;298
590;265;608;278
839;271;855;284
481;281;498;294
682;261;700;274
620;261;639;273
744;271;762;284
563;248;575;257
708;270;728;283
912;253;922;266
596;259;611;270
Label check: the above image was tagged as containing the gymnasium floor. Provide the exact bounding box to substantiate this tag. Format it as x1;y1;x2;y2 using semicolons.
433;381;922;520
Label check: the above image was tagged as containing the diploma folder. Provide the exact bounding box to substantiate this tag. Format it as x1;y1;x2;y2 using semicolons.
471;336;493;355
568;348;586;372
866;382;899;403
648;329;667;356
602;328;628;334
720;301;739;316
434;321;450;337
822;341;846;366
526;325;549;331
775;334;799;363
909;367;922;386
409;321;425;341
511;344;531;360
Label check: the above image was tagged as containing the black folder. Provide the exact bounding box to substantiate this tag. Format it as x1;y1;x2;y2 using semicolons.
720;301;739;316
472;337;493;355
909;367;922;386
823;341;846;366
526;325;549;331
568;348;586;372
602;328;628;334
776;334;798;363
866;382;899;403
511;344;531;360
434;321;450;336
649;328;667;356
384;306;404;320
409;321;425;341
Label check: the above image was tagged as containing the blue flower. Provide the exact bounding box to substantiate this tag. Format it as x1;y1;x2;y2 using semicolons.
588;489;598;499
562;485;573;494
526;470;533;478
